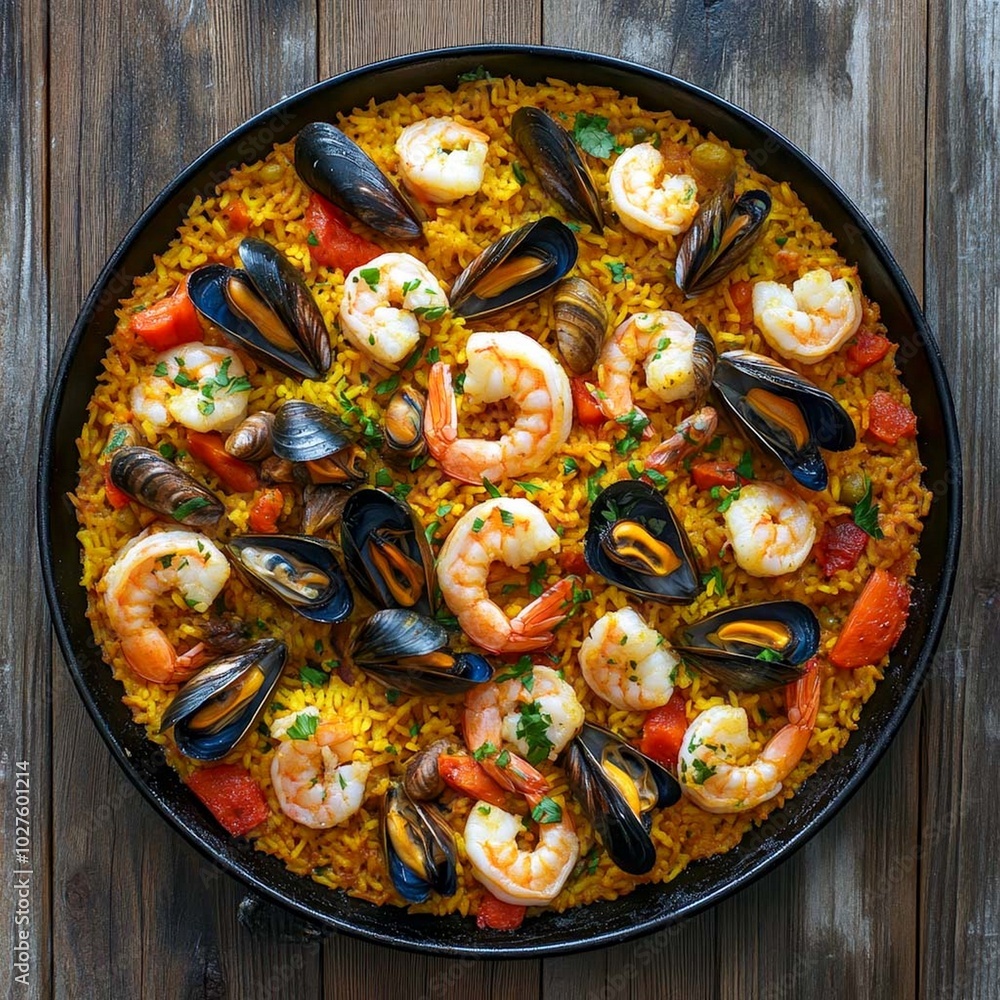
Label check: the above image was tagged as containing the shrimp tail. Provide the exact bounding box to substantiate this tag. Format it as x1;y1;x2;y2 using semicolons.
481;752;549;799
786;656;821;729
424;362;457;450
509;578;575;646
646;406;718;470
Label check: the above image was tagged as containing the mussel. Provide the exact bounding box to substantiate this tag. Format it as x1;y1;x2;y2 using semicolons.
674;173;771;296
350;609;493;694
340;488;435;614
712;350;856;491
225;411;275;462
109;446;223;527
564;724;680;875
227;534;353;623
511;107;605;230
381;781;457;902
271;400;365;483
584;480;700;603
294;122;423;240
673;601;819;692
381;386;426;464
159;640;287;761
552;277;608;375
448;217;578;320
301;483;357;535
187;238;332;381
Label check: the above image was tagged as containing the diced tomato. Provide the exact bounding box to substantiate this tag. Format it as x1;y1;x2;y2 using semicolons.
814;519;869;577
476;893;526;931
304;194;382;272
186;764;269;837
690;460;738;490
248;488;284;533
570;376;605;426
438;755;507;808
559;550;589;575
830;568;911;669
867;390;917;445
730;279;753;325
130;275;203;351
846;329;892;375
639;690;688;770
221;198;251;232
103;466;130;509
186;431;260;493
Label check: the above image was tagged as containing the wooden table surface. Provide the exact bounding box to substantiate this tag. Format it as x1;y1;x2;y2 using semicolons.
4;0;997;996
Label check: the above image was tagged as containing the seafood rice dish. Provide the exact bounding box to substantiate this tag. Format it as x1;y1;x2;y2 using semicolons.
73;72;928;929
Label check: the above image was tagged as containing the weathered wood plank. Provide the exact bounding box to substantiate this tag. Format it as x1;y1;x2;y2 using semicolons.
0;0;51;996
45;1;320;997
543;1;927;997
920;0;1000;996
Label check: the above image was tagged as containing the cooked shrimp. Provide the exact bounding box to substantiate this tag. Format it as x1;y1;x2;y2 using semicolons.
578;608;678;711
131;343;250;433
723;482;816;577
270;717;371;829
646;405;718;470
395;116;490;203
678;664;820;813
464;666;585;765
464;791;579;905
437;497;574;654
607;143;699;240
595;311;701;422
424;330;573;483
339;253;448;367
102;529;230;684
752;268;862;363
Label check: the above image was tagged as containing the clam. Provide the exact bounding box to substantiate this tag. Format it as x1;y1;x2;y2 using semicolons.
271;400;365;485
159;640;287;761
301;483;356;535
712;350;856;491
294;122;423;240
227;534;353;623
674;173;771;296
511;107;605;230
673;601;819;692
381;386;426;464
448;218;578;320
224;411;275;462
340;487;435;614
187;237;332;381
350;609;493;695
584;480;700;603
381;781;457;902
404;739;450;801
552;277;608;374
108;446;223;527
564;724;680;876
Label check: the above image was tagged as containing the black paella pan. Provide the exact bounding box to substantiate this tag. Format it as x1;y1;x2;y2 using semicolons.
37;45;961;957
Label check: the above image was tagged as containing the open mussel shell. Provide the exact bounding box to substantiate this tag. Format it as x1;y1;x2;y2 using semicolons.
712;350;856;491
584;480;700;603
381;781;457;903
294;122;423;240
159;639;287;761
340;487;435;614
271;400;357;463
511;107;605;230
381;386;426;464
674;601;818;692
227;534;353;623
225;411;275;462
674;174;771;297
553;277;608;375
449;217;578;320
109;446;223;527
350;609;494;695
564;723;680;876
187;264;324;381
236;238;332;375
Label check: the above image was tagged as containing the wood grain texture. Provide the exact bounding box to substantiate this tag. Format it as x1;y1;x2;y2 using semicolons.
920;0;1000;996
0;0;51;996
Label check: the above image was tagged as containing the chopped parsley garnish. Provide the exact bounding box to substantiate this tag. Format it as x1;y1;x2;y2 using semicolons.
472;517;485;533
495;655;535;691
374;468;393;488
453;371;466;394
516;702;554;765
736;450;755;480
287;712;319;740
153;362;168;378
472;741;497;761
409;723;420;737
401;278;421;294
834;376;847;386
498;508;515;528
572;111;620;158
157;554;174;569
712;484;741;513
605;260;631;283
409;453;429;472
643;467;670;489
701;566;725;596
775;235;789;247
173;371;196;388
852;475;885;539
172;496;211;522
586;468;605;503
477;805;491;815
413;305;447;321
565;221;582;232
495;749;511;769
755;648;783;662
515;480;542;495
359;267;381;289
306;230;319;246
562;457;579;476
482;477;502;498
375;374;399;395
424;521;440;544
436;503;453;518
527;560;547;598
512;162;527;185
426;346;440;363
300;665;328;686
102;428;128;454
385;689;400;705
391;481;413;500
531;796;563;824
458;65;492;83
690;758;717;785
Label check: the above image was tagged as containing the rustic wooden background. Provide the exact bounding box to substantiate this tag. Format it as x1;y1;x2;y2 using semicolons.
3;0;997;996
